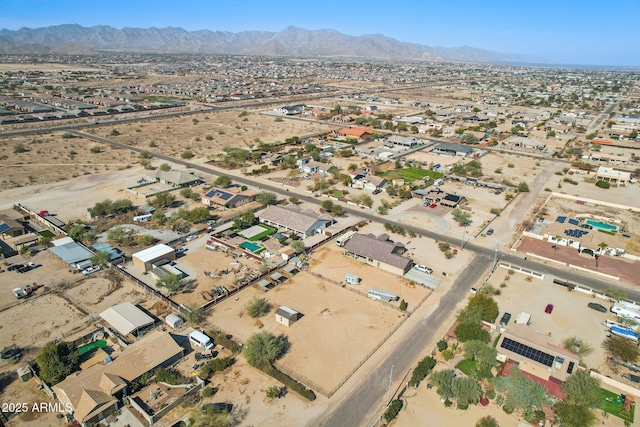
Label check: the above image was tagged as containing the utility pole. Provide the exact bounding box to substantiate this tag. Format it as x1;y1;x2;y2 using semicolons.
387;364;395;406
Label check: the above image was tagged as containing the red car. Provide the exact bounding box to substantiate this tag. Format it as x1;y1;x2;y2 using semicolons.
429;203;437;208
545;304;554;314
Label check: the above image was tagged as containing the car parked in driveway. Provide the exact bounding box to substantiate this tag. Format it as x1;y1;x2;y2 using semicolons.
587;302;607;313
186;234;197;241
500;312;512;326
545;304;554;314
82;266;101;275
414;264;433;274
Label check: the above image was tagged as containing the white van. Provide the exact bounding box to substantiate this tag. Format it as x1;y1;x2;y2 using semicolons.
189;330;214;350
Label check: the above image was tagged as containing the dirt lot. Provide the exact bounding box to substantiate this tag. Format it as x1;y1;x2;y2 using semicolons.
308;246;431;308
209;270;404;394
88;110;334;156
0;131;139;189
65;276;145;314
0;293;88;347
0;164;146;221
0;377;65;427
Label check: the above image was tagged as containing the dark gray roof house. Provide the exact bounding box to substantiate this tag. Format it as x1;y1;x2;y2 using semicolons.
343;233;412;276
259;205;334;238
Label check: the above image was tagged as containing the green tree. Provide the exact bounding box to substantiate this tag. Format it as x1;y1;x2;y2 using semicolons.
602;336;639;362
451;208;472;226
466;293;499;323
36;341;80;384
156;274;181;292
213;175;232;188
243;331;287;367
321;200;334;212
233;209;256;229
561;370;602;407
494;367;550;413
358;194;373;208
553;402;597;427
183;303;205;325
454;322;491;343
290;240;305;253
246;297;272;318
517;182;530;192
89;250;111;267
181;149;194;159
430;369;456;400
452;376;482;405
461;133;479;144
188;206;210;223
139;150;151;159
463;340;497;372
139;235;156;246
475;416;499;427
180;187;194;199
151;192;176;208
257;191;277;206
384;399;403;422
604;286;627;302
409;356;436;387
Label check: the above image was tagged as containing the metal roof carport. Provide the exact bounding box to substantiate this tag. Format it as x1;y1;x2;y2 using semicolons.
100;302;155;336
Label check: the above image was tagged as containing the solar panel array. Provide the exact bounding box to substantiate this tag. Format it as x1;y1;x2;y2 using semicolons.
568;218;579;226
556;216;567;223
0;223;10;234
565;229;588;238
500;337;555;367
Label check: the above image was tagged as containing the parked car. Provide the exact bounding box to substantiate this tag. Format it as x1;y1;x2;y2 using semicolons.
587;302;607;313
7;264;23;272
414;264;433;274
545;304;554;314
486;228;494;235
429;203;437;208
500;312;512;326
12;288;27;299
186;235;197;241
82;266;101;276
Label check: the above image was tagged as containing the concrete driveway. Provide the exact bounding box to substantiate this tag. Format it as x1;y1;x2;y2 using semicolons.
404;269;441;290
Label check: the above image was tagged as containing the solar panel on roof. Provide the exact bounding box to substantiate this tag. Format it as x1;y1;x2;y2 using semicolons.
218;192;233;200
0;223;10;233
568;218;579;226
500;337;555;367
556;216;567;223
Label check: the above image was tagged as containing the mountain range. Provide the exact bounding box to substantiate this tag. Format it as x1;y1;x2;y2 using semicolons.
0;24;542;64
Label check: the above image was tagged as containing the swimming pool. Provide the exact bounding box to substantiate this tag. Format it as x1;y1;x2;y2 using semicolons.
586;220;618;232
240;241;262;252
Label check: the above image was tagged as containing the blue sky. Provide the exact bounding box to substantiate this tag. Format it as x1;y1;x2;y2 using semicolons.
2;0;639;66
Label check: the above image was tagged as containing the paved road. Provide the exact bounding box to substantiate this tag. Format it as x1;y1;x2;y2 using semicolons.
311;254;490;427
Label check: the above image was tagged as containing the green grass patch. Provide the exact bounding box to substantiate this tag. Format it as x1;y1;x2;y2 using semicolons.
596;387;635;423
333;190;343;198
455;359;478;376
247;225;276;241
376;168;443;183
597;229;617;236
38;230;55;238
493;333;502;348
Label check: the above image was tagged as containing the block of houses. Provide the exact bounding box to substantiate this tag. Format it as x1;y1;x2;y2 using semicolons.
343;233;412;276
52;332;184;426
258;205;334;239
201;186;258;208
275;306;301;327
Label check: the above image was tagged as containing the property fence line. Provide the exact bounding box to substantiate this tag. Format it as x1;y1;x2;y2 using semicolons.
113;265;184;314
272;362;333;398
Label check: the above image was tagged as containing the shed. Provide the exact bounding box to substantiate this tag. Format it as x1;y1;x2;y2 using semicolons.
275;306;300;327
283;265;298;275
165;314;184;329
270;272;284;282
257;279;273;291
132;244;176;272
100;302;155;336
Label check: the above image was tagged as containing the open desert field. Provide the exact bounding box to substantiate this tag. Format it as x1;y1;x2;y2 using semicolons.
89;109;336;156
307;245;431;309
0;293;88;347
0;131;139;189
65;276;145;314
210;271;404;394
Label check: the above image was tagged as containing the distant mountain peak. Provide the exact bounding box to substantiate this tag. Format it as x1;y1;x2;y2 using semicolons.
0;24;543;64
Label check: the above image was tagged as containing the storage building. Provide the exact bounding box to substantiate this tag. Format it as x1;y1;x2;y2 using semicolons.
132;244;175;272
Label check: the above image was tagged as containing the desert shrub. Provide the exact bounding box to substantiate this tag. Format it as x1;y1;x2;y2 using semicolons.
596;180;610;189
384;399;403;422
202;387;214;397
437;339;448;352
259;365;316;401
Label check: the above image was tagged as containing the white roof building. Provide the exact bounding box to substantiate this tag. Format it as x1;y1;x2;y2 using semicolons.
132;244;175;272
100;302;155;336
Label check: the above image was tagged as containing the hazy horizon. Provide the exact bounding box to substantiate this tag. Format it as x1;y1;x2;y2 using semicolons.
2;0;639;67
